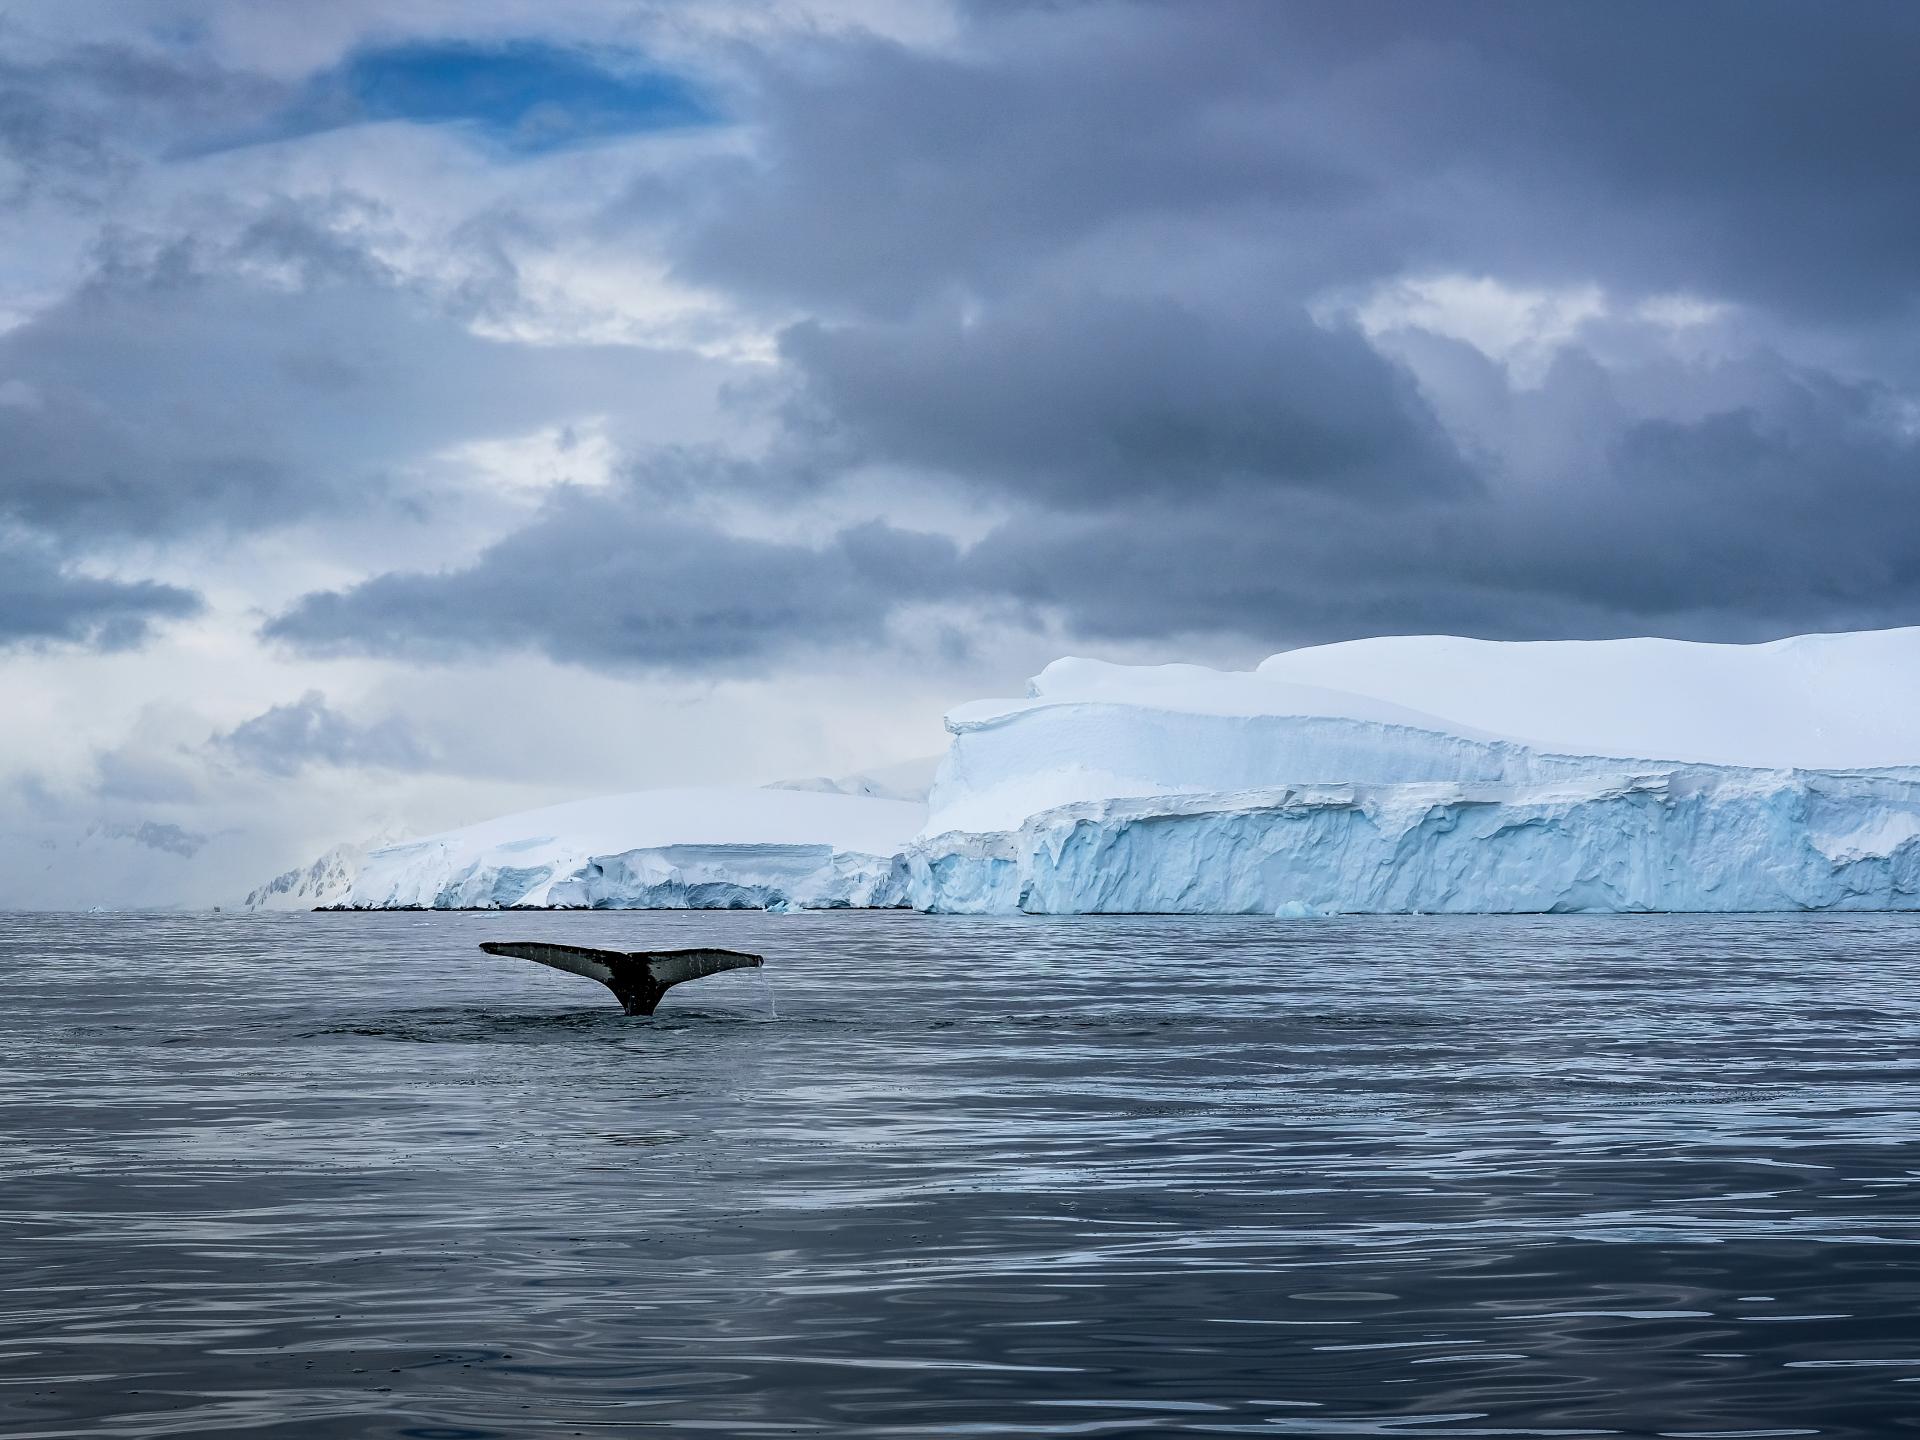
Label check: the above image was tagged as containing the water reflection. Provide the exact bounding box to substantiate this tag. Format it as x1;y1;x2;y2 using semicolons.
0;910;1917;1436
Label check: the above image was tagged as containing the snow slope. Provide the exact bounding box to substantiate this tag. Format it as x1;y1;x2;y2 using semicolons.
925;634;1920;835
929;663;1527;835
1255;628;1920;770
243;829;405;911
343;788;924;910
764;755;943;804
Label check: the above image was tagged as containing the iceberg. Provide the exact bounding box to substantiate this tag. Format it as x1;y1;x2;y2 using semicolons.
909;631;1920;914
338;787;924;911
262;628;1920;915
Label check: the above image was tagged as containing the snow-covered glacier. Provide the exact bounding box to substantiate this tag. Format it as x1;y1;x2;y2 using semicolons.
244;835;389;911
288;628;1920;915
339;788;923;911
909;632;1920;914
242;822;413;911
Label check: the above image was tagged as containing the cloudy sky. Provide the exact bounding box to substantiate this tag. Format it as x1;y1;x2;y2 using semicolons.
3;0;1916;906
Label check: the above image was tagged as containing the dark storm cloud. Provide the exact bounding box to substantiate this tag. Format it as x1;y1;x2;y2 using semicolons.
0;377;306;542
12;1;1920;670
780;291;1473;503
0;207;722;542
671;6;1363;314
268;338;1920;667
678;1;1920;323
0;195;727;654
652;0;1920;650
215;692;434;776
0;40;286;198
96;820;209;858
263;478;963;670
963;358;1920;646
1381;0;1920;320
0;538;202;651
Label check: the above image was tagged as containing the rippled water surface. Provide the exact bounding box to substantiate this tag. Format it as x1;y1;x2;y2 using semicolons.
3;910;1920;1438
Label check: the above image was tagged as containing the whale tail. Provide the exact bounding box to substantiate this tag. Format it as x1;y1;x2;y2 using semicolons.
479;941;764;1015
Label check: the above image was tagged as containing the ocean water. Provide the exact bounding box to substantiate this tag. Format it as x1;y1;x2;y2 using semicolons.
3;910;1919;1438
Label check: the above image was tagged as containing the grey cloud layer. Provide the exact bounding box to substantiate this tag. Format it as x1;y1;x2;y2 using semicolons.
0;39;287;200
268;1;1920;665
780;293;1474;503
263;354;1920;665
680;1;1920;322
0;201;726;651
0;219;715;541
265;490;962;669
5;0;1919;672
96;819;209;858
0;538;201;649
215;692;433;776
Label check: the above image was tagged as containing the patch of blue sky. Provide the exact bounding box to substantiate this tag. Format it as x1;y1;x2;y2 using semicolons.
192;40;716;158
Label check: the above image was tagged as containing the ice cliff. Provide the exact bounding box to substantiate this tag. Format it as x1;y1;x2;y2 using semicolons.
909;632;1920;913
910;770;1920;914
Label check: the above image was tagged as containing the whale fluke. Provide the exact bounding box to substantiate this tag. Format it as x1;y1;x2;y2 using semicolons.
479;941;764;1015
